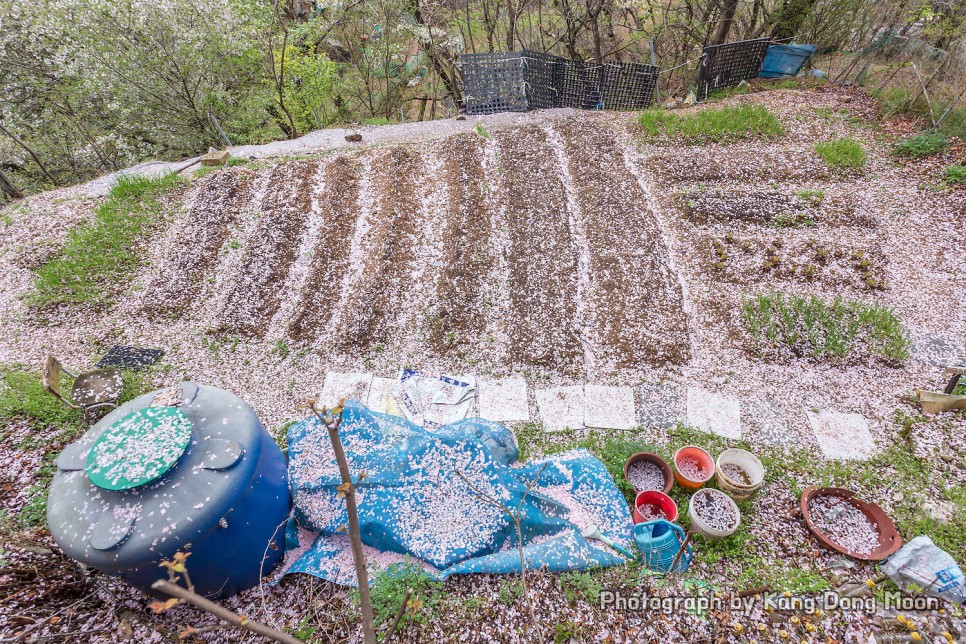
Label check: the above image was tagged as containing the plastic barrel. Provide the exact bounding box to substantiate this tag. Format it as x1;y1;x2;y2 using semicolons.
47;382;290;598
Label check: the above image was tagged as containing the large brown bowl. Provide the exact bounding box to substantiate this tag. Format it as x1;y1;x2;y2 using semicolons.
799;486;902;561
624;452;674;495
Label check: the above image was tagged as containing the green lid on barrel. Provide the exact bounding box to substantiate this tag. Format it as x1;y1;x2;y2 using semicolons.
85;406;192;490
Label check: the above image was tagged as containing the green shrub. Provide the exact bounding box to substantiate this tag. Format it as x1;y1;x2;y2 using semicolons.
815;138;867;169
945;165;966;184
639;104;783;142
742;292;910;364
358;561;443;628
29;174;181;308
892;131;949;158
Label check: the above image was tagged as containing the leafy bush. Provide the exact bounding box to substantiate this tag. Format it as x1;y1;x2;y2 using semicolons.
815;138;867;169
639;104;783;142
892;131;949;158
742;293;910;364
945;165;966;184
29;174;181;308
359;561;443;628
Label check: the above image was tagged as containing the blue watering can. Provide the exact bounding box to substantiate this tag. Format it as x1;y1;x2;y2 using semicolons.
633;520;693;573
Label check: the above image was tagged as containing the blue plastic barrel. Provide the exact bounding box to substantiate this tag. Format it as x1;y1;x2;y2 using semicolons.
759;44;817;78
47;383;290;598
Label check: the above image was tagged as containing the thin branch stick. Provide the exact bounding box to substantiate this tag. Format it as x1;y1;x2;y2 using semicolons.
151;580;302;644
456;462;549;642
383;587;413;643
0;122;60;186
910;63;937;127
308;401;376;644
668;531;694;574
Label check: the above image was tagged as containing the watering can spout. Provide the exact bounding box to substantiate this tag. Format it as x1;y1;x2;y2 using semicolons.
581;525;636;561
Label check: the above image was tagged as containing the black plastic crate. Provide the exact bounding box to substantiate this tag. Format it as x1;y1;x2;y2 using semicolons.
698;38;771;100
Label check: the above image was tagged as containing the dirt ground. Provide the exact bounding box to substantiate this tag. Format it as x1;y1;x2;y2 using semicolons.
1;83;965;643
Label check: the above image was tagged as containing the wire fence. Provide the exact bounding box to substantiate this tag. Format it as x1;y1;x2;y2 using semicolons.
697;38;772;100
460;49;659;115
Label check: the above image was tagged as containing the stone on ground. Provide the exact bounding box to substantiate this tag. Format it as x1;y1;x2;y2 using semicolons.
638;382;686;429
687;387;742;439
584;384;636;430
478;378;530;423
535;385;584;433
744;399;797;446
807;410;876;460
320;371;373;407
912;333;964;368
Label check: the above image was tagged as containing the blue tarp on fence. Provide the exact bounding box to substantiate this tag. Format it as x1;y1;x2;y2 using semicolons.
280;401;634;585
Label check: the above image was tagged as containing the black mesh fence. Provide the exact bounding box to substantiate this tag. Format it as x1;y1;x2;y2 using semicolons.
697;38;771;100
460;51;528;115
460;50;659;115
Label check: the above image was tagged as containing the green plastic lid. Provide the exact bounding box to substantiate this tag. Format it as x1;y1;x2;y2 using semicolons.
86;406;193;490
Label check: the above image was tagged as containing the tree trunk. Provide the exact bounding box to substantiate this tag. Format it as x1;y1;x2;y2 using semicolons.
770;0;818;41
0;168;23;200
711;0;740;46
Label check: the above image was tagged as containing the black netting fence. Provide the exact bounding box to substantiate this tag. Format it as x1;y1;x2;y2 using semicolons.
697;38;771;100
461;50;659;115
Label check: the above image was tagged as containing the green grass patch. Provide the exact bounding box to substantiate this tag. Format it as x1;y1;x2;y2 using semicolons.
945;165;966;185
892;131;949;158
1;363;154;528
742;292;910;365
770;212;815;228
28;173;182;308
355;561;443;629
639;104;783;143
815;138;867;169
795;188;825;205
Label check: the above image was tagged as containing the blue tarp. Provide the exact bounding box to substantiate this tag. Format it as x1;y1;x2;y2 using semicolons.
279;401;633;585
759;44;817;78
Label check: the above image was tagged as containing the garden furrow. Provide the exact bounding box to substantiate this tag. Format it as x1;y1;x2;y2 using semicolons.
141;168;254;317
427;134;496;356
217;161;317;336
493;125;582;371
554;120;690;368
330;147;426;352
287;155;363;342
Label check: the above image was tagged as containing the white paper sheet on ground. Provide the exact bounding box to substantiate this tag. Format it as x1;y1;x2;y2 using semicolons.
366;376;401;416
584;384;636;430
478;378;529;422
535;385;585;433
687;387;742;439
807;410;876;460
320;372;373;407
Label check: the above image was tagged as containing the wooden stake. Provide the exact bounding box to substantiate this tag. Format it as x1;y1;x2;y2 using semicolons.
669;532;694;573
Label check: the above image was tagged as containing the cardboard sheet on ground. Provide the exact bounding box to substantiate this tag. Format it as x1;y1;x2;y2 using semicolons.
279;401;633;585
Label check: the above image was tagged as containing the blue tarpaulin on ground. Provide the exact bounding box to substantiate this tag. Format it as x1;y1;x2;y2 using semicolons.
759;44;817;78
279;401;633;585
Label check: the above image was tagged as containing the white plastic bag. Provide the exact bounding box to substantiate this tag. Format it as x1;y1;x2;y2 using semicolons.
881;535;965;604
